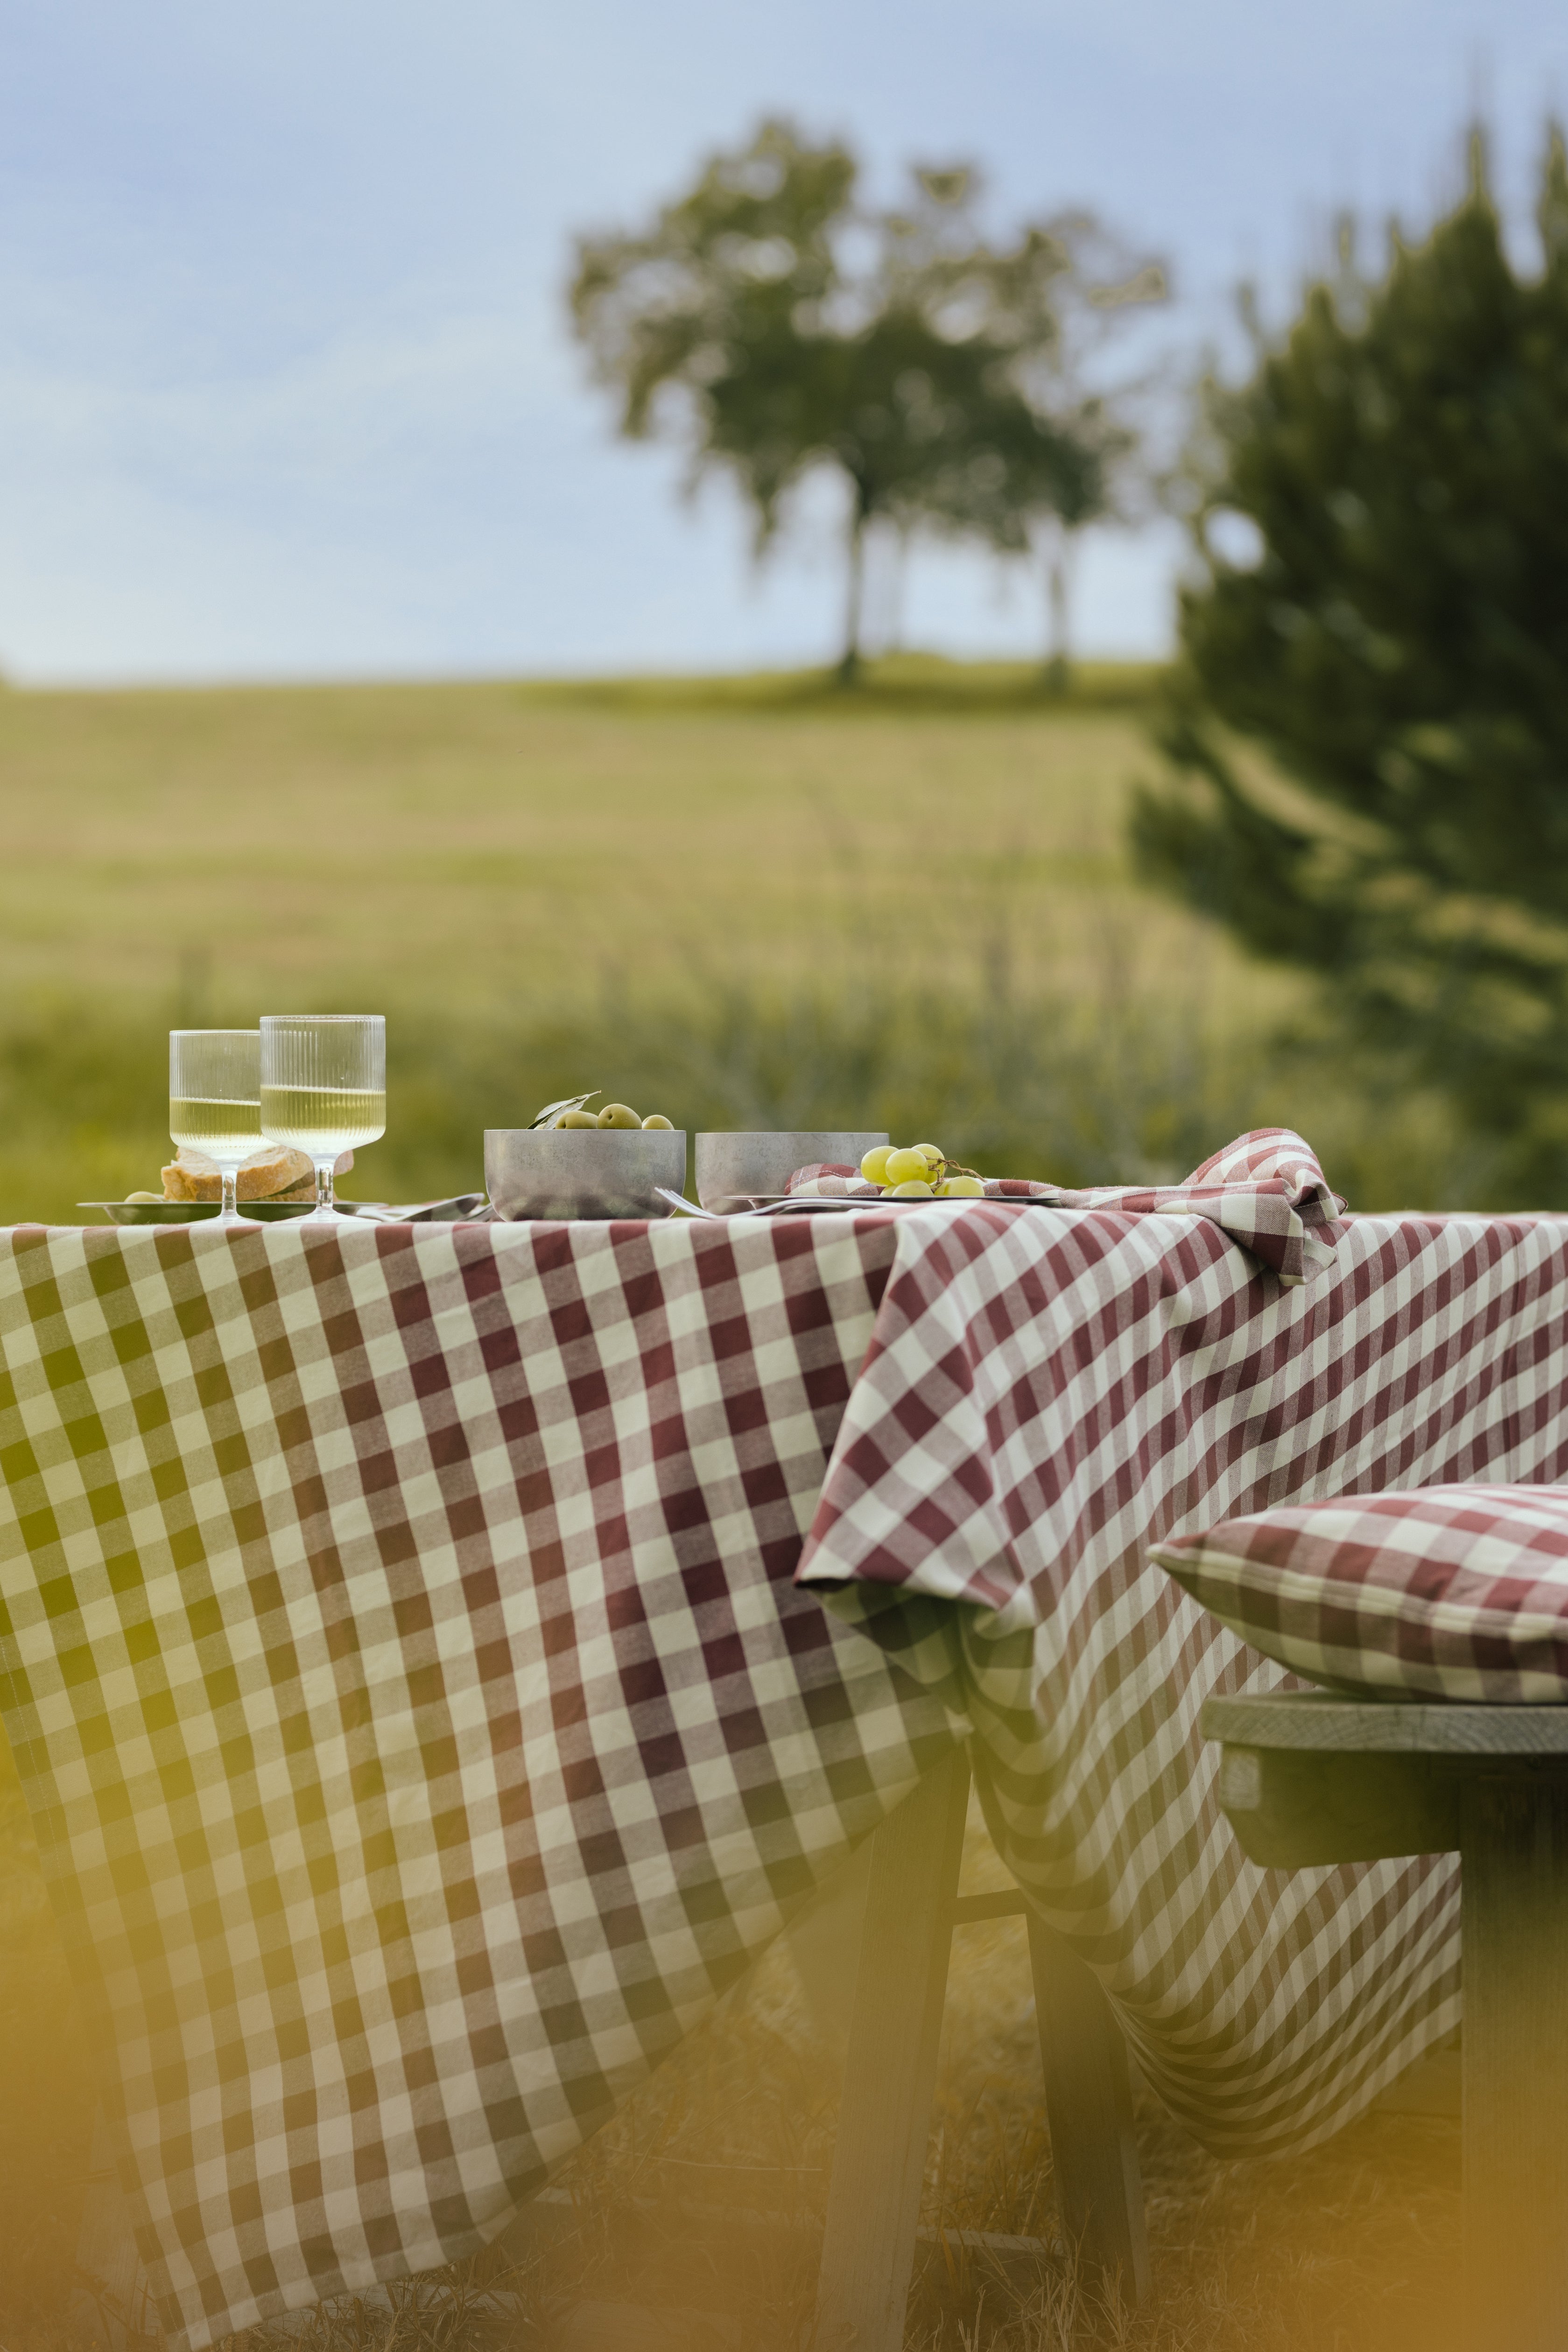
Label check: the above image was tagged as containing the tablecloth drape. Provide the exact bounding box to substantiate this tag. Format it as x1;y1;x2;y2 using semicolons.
3;1203;1566;2345
0;1216;954;2346
798;1203;1568;2155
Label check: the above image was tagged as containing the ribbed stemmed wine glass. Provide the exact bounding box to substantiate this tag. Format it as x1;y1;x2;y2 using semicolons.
169;1030;263;1227
259;1015;386;1223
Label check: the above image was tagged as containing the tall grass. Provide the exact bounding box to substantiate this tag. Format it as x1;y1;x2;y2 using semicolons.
0;954;1259;1222
0;947;1472;1225
387;923;1268;1198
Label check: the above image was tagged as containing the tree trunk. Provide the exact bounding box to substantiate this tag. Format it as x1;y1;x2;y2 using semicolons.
881;524;910;659
837;500;868;686
1043;527;1076;694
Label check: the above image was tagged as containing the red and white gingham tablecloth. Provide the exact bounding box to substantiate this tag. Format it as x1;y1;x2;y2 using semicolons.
3;1169;1567;2347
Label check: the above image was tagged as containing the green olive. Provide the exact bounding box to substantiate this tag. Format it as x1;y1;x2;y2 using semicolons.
554;1109;598;1129
641;1114;674;1130
597;1103;641;1129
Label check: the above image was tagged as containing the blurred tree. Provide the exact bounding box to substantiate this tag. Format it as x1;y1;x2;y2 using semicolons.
879;197;1164;686
1131;128;1568;1202
569;120;1163;682
906;206;1165;687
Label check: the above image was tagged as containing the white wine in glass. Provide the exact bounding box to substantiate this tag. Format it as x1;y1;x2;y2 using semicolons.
169;1030;263;1226
259;1015;386;1222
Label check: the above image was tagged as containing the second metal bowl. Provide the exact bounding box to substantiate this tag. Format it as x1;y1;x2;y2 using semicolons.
694;1131;889;1214
484;1128;688;1221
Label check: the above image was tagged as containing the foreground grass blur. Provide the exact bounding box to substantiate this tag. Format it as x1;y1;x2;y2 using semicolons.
0;1731;98;2344
0;1733;1465;2352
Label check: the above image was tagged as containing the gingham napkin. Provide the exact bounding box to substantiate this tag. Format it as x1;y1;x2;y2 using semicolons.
786;1128;1346;1287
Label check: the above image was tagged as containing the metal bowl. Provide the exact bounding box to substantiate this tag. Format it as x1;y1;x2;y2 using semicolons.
694;1131;889;1215
484;1128;688;1221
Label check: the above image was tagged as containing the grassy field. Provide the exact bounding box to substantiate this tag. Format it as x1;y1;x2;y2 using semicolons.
0;659;1178;1008
0;657;1465;1223
0;658;1311;1222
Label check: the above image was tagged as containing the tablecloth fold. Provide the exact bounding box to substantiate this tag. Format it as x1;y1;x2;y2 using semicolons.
790;1127;1344;1286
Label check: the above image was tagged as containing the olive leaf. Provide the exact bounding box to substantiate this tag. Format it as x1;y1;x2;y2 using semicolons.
531;1090;600;1130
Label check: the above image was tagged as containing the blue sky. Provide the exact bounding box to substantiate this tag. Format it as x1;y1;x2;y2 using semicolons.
1;0;1565;682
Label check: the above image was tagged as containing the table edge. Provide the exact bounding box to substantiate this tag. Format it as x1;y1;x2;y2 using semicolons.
1200;1692;1568;1753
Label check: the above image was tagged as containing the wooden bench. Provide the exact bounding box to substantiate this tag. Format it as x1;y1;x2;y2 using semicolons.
1203;1693;1568;2352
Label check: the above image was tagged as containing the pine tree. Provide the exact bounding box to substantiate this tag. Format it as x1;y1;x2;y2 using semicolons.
1132;129;1568;1201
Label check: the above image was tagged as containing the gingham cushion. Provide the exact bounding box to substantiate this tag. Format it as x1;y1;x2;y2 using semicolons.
1152;1485;1568;1701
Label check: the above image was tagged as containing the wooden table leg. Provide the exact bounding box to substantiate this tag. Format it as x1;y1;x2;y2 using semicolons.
812;1748;971;2352
1461;1771;1568;2352
1027;1916;1149;2305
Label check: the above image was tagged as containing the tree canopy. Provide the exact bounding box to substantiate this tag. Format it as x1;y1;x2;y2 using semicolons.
569;119;1162;678
1132;130;1568;1201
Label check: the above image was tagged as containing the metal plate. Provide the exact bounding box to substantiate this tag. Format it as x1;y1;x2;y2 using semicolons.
79;1199;334;1225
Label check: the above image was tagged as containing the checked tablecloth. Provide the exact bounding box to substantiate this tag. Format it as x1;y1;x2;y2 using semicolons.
3;1180;1568;2346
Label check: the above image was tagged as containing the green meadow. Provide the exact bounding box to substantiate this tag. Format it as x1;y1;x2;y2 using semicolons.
0;660;1448;1224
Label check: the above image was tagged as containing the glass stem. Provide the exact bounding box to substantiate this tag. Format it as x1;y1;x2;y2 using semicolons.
314;1158;336;1217
221;1167;239;1224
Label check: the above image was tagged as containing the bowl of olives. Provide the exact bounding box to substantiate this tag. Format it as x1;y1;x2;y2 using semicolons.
485;1098;686;1221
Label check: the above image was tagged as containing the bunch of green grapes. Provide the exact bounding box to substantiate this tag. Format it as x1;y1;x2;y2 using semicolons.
859;1143;984;1200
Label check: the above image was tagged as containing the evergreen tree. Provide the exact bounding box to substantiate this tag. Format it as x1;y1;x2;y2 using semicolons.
1133;126;1568;1185
1132;130;1568;1200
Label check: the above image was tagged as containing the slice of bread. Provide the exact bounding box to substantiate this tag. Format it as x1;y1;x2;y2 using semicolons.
162;1144;314;1203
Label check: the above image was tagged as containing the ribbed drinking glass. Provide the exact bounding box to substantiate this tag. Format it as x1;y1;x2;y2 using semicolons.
259;1015;386;1223
169;1029;263;1227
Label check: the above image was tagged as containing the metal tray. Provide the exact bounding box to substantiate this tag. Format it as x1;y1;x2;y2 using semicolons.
79;1200;323;1225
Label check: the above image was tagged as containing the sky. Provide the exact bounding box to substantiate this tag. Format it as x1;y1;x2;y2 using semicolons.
1;0;1565;683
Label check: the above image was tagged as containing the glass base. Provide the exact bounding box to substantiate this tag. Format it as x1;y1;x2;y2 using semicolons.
213;1167;260;1228
300;1158;361;1223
